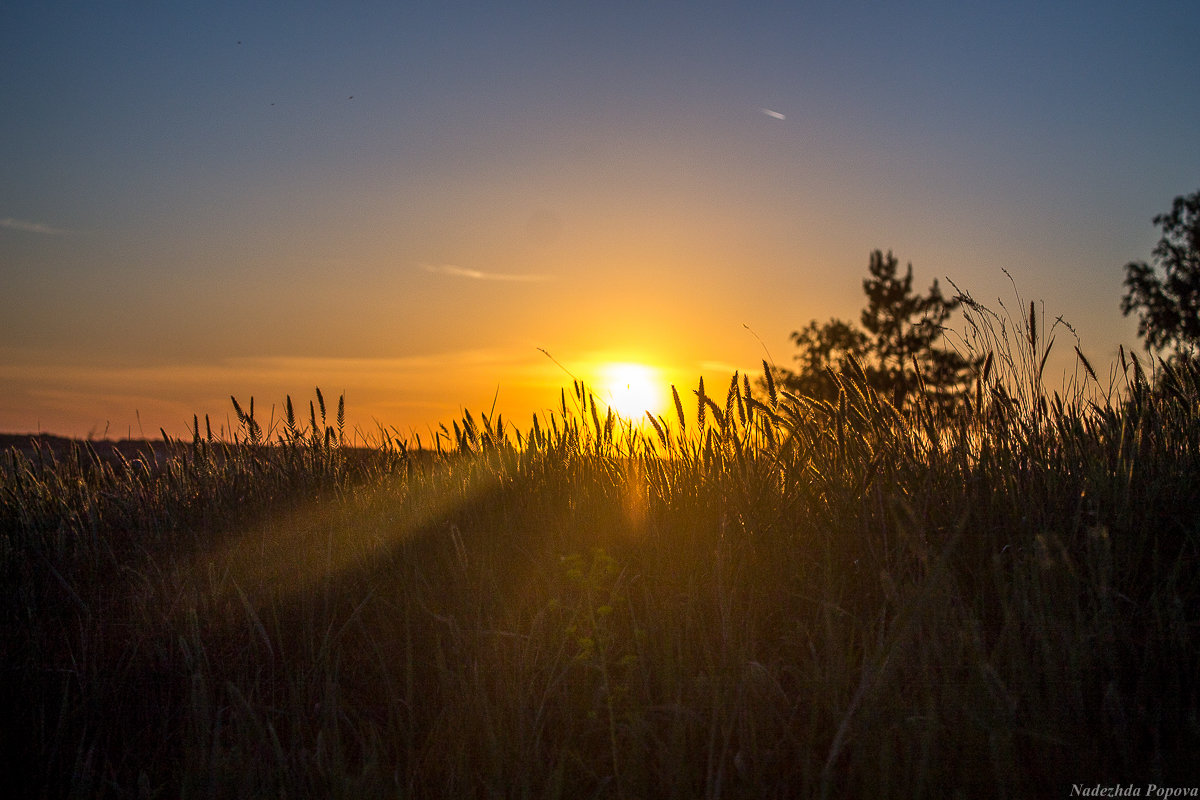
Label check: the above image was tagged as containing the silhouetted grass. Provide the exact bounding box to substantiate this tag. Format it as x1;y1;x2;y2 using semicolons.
3;305;1199;798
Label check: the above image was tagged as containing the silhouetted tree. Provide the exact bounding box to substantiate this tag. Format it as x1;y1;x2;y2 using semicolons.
1121;190;1200;354
775;250;975;407
860;250;975;405
780;318;870;401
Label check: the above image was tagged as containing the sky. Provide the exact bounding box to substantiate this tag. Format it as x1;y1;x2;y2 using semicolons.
2;1;1199;440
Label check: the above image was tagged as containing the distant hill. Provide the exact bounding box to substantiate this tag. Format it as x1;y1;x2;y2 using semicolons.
0;433;169;464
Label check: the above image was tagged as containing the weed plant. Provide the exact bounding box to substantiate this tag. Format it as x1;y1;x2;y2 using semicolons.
2;305;1199;798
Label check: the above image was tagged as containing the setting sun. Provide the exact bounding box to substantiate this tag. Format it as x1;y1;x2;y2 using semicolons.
596;362;667;420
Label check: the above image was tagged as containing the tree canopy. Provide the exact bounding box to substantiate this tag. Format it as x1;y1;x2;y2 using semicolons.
775;250;975;407
1121;190;1200;354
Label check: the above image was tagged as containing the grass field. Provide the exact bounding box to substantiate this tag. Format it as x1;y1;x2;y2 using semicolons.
3;311;1200;798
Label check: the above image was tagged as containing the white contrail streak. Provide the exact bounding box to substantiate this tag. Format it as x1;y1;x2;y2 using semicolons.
0;217;71;235
422;263;552;282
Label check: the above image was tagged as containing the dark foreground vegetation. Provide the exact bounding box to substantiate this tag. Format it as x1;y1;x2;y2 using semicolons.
3;306;1200;798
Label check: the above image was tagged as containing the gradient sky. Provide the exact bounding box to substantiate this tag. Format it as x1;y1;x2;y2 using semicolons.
3;1;1199;440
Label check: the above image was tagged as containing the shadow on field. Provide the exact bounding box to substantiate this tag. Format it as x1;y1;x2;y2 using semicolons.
4;449;585;797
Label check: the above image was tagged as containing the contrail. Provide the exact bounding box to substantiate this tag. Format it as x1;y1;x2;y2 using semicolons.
422;263;552;282
0;217;71;235
759;108;786;121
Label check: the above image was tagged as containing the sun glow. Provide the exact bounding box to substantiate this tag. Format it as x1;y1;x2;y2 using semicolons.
597;362;668;420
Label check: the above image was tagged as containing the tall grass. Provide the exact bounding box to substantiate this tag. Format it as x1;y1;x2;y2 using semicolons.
3;305;1199;798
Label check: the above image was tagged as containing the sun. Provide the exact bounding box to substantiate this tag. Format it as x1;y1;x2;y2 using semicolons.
597;362;667;420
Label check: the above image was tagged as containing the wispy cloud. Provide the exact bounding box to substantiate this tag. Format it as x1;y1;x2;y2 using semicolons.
0;350;540;390
0;217;72;235
0;346;566;436
422;263;552;282
759;107;786;121
699;361;744;375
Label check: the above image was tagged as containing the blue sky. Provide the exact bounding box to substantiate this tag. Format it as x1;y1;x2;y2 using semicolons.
2;1;1198;437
